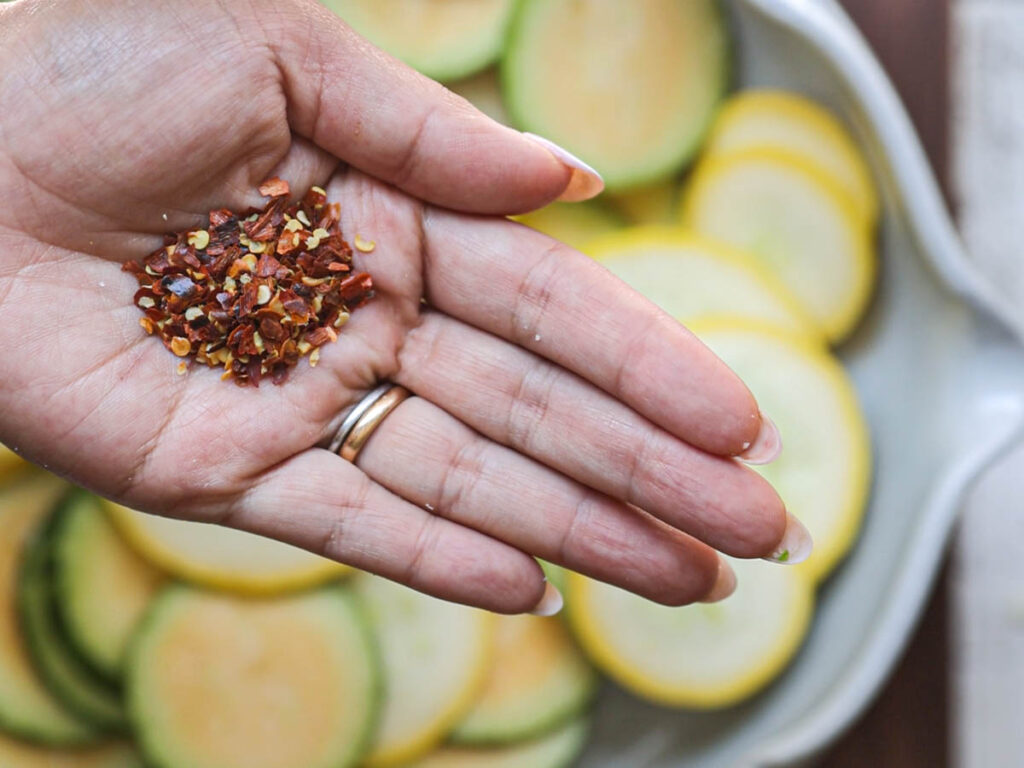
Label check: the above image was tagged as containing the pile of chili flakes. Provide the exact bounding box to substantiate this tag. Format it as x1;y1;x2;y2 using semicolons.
124;178;374;386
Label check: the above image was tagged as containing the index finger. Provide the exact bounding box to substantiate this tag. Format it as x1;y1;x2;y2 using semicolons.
420;210;775;458
264;0;602;213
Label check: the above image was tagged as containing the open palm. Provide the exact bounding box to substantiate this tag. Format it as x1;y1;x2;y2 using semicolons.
0;0;799;612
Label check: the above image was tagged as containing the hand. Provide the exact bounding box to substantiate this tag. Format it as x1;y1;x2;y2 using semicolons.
0;0;799;613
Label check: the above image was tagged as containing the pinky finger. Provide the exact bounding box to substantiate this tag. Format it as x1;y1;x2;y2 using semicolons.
222;448;550;614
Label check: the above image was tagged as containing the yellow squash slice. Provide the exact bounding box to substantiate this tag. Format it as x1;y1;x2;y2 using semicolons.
681;149;875;342
706;89;878;222
514;202;624;252
586;227;817;340
567;559;814;708
104;502;348;594
355;575;495;767
692;319;872;581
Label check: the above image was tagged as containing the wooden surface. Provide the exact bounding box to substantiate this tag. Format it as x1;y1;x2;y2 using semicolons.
818;1;952;766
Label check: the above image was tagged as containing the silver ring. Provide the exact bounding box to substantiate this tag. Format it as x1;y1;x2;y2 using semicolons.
328;383;395;454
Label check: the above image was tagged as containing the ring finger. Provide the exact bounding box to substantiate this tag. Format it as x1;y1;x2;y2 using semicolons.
352;394;732;606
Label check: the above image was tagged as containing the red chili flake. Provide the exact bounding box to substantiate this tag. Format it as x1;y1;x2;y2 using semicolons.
123;177;375;386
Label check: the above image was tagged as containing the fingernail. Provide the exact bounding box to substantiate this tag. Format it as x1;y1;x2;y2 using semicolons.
739;413;782;465
522;132;605;202
529;581;564;616
763;512;813;565
700;557;737;603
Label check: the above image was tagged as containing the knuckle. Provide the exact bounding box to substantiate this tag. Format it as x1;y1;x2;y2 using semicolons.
509;241;568;345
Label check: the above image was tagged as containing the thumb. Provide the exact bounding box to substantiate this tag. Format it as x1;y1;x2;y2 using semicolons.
262;0;603;214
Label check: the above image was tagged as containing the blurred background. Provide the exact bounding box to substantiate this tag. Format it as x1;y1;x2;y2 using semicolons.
2;1;1023;767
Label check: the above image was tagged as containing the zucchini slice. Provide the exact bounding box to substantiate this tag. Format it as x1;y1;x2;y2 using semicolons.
586;227;818;340
320;0;517;82
0;475;99;745
567;557;814;709
408;717;589;768
52;493;163;682
18;496;127;732
355;575;495;767
503;0;730;189
127;585;378;768
451;614;597;744
0;731;142;768
103;501;348;594
513;201;624;252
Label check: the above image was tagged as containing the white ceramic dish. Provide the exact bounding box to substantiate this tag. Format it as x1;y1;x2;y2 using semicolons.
578;1;1024;766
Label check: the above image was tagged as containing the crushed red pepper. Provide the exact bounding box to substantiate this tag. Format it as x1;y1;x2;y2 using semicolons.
123;178;374;386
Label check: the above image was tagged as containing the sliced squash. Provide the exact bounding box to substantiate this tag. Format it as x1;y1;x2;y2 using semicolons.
103;502;347;594
586;227;817;340
19;501;127;731
690;319;872;581
0;476;100;745
52;494;163;682
320;0;517;82
127;585;378;768
514;201;624;252
0;732;142;768
503;0;730;189
354;575;495;767
567;558;813;708
407;717;589;768
452;614;596;744
706;89;878;222
681;148;875;341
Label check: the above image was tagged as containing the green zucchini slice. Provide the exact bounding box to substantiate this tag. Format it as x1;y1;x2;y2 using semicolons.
18;495;127;732
52;493;163;682
127;585;379;768
0;731;142;768
452;614;597;745
321;0;517;82
503;0;730;190
0;476;99;745
408;717;589;768
354;575;495;767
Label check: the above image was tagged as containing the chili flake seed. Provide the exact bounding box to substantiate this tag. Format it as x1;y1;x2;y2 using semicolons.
170;337;191;357
354;234;376;253
123;177;375;386
187;230;210;250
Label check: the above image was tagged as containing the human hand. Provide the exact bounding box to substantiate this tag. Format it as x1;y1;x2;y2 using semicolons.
0;0;806;613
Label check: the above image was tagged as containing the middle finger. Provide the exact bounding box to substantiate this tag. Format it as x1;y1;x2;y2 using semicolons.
396;311;789;559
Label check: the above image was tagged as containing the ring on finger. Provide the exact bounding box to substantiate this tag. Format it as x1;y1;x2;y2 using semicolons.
329;383;411;463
